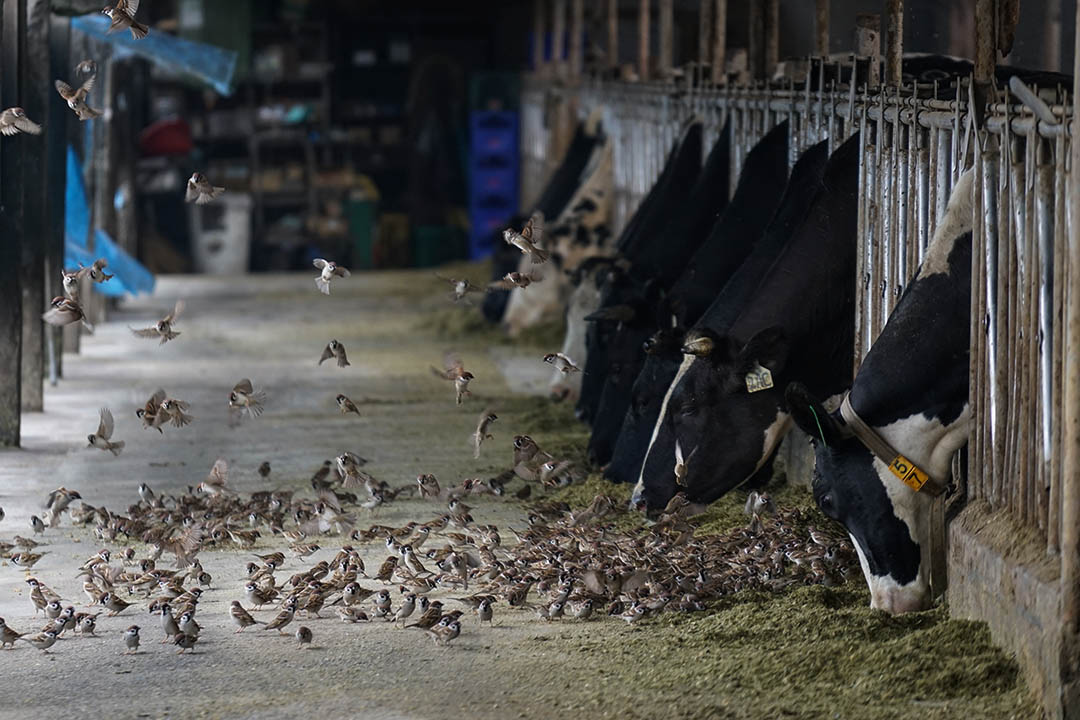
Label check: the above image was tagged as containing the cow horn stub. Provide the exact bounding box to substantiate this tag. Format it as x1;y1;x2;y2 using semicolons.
681;332;714;357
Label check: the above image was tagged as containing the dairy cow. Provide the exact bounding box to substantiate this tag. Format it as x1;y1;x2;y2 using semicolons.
585;122;790;465
631;132;861;513
785;171;973;614
605;138;830;484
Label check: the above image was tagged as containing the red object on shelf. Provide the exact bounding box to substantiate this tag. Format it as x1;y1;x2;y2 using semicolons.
139;119;194;157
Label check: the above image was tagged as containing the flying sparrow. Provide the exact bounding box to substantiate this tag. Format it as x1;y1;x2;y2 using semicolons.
229;378;267;418
55;74;102;120
81;257;114;284
454;374;474;405
543;352;581;374
472;411;497;459
295;625;312;649
154;397;193;429
130;299;184;344
185;172;223;204
313;258;350;295
319;339;350;367
336;394;360;415
87;407;124;455
416;474;441;499
123;625;140;654
488;270;543;291
430;352;473;404
0;107;41;136
196;458;232;496
136;388;167;432
435;274;484;303
102;0;149;39
503;213;549;263
43;296;93;332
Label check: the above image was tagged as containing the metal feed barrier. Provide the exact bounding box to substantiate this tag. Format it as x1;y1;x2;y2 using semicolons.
520;64;1079;717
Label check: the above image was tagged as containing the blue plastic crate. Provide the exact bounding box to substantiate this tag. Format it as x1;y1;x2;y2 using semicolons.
471;167;517;197
469;206;514;259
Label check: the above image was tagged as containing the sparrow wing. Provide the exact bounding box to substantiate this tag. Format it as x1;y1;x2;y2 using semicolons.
522;212;544;244
130;326;160;338
117;0;140;18
164;299;184;324
185;179;200;203
13;115;41;135
206;458;228;487
54;80;76;100
318;343;334;365
96;408;114;440
442;352;464;378
146;388;166;412
487;278;514;291
332;266;351;278
312;258;328;270
77;73;97;98
334;345;350;367
232;378;254;395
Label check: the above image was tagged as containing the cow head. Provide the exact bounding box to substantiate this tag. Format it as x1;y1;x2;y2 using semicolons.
785;383;935;614
632;326;791;512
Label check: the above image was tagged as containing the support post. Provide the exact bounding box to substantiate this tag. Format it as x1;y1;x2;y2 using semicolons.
748;0;763;80
607;0;618;70
569;0;583;79
638;0;650;81
0;0;25;446
658;0;672;77
20;0;49;412
764;0;779;77
854;13;880;88
884;0;903;87
698;0;711;70
973;0;996;126
712;0;726;84
45;13;68;382
816;0;829;56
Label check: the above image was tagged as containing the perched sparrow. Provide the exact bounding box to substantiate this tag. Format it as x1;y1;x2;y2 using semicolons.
329;396;363;421
619;604;649;625
0;107;41;136
11;552;44;568
44;600;62;620
392;593;417;626
488;270;543;291
78;614;98;635
87;407;124;456
102;0;149;39
0;618;24;648
20;629;58;652
264;599;298;634
172;632;197;654
503;212;549;263
295;625;312;649
290;543;320;560
472;412;497;459
185;172;223;204
229;378;267;418
476;598;494;626
543;352;581;374
154;397;193;429
55;74;101;120
43;296;93;332
136;388;167;432
313;258;350;295
123;625;140;654
335;606;369;623
178;611;201;638
245;583;277;608
407;600;444;629
30;515;45;534
100;592;132;616
571;599;594;621
427;620;461;647
435;275;483;302
160;604;180;642
229;601;262;633
319;339;350;368
130;299;184;344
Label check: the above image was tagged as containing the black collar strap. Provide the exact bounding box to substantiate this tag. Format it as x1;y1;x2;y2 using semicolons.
839;394;948;497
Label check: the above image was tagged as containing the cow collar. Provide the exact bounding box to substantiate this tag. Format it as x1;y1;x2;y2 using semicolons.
839;395;948;497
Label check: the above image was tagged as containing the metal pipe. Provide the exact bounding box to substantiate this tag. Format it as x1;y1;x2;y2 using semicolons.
884;0;903;87
713;0;727;85
608;0;619;70
854;14;880;89
815;0;829;56
764;0;779;78
658;0;673;77
638;0;650;81
698;0;712;70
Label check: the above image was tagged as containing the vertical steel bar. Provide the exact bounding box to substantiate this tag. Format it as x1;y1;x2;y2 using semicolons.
658;0;673;77
983;134;1002;506
607;0;619;70
569;0;584;79
712;0;727;85
1036;142;1054;532
638;0;650;82
1049;130;1066;555
764;0;779;78
552;0;566;77
884;0;903;87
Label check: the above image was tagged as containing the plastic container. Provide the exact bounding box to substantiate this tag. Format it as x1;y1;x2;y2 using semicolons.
188;193;253;274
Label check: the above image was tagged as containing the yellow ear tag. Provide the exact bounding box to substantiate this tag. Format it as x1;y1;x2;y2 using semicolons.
745;363;774;393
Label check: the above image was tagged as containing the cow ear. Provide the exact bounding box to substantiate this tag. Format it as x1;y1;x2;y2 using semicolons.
738;327;788;375
785;382;846;447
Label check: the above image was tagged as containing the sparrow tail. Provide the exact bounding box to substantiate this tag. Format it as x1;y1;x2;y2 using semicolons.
109;441;125;456
315;277;331;295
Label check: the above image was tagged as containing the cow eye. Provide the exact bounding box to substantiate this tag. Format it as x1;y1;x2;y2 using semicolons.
818;493;838;519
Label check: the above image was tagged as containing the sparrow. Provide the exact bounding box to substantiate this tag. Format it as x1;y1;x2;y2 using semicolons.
130;300;184;344
229;378;267;418
503;212;549;263
0;107;41;136
290;543;320;560
136;388;167;432
154;397;193;428
258;461;272;480
430;352;472;399
319;339;350;367
44;601;62;620
543;352;581;374
87;407;124;455
185;172;224;204
172;632;197;654
435;275;484;302
619;604;649;625
488;270;543;290
230;601;262;632
20;629;58;652
336;394;360;415
30;515;46;534
455;374;474;405
335;607;369;623
159;604;180;642
196;458;231;496
407;600;444;629
372;589;393;616
472;411;497;459
427;620;461;647
245;583;277;608
178;611;200;638
100;592;132;616
55;74;102;120
0;618;24;648
264;599;298;634
313;258;350;295
295;625;312;649
103;0;149;39
539;460;575;488
476;598;494;626
76;59;97;75
571;599;594;621
78;614;98;635
12;553;45;570
744;490;777;517
342;582;374;606
123;625;140;654
43;296;93;332
82;257;114;284
674;440;700;488
416;474;441;499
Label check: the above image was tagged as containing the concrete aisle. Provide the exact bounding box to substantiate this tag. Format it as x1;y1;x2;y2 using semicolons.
0;272;602;720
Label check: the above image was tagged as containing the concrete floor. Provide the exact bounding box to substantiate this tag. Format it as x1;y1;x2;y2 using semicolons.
0;271;610;720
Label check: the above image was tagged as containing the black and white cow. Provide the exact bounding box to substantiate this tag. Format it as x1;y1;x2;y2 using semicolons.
785;170;973;614
605;137;830;484
576;120;705;423
631;131;861;513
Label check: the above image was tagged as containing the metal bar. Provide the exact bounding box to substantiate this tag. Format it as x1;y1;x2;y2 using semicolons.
712;0;726;85
607;0;618;70
1049;129;1066;554
815;0;829;56
569;0;584;79
983;134;1002;506
698;0;711;70
884;0;903;87
854;14;880;89
658;0;672;77
1037;143;1053;531
748;0;763;81
638;0;650;82
973;0;995;126
764;0;778;78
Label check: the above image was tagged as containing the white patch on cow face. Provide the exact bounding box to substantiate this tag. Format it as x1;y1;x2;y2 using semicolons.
631;354;697;508
851;405;970;613
920;169;973;278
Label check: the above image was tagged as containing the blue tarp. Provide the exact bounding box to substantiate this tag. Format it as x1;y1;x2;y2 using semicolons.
71;14;237;96
64;146;154;297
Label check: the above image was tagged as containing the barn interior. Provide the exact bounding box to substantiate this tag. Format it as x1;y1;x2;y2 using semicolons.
0;1;1079;718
